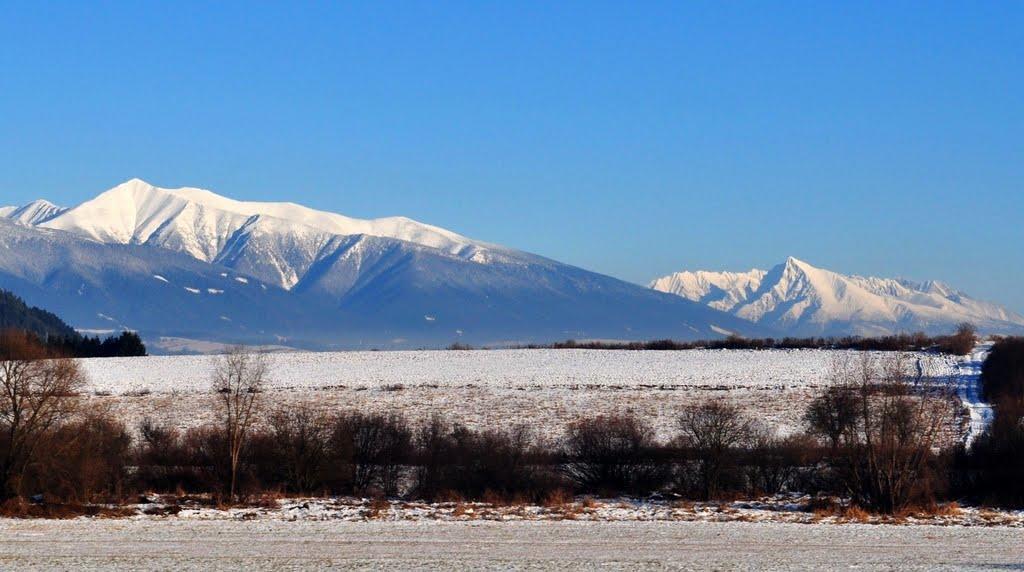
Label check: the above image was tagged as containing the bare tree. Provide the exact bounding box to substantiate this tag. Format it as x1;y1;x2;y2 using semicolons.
211;346;270;501
807;351;955;512
804;357;861;450
677;401;754;499
0;331;85;498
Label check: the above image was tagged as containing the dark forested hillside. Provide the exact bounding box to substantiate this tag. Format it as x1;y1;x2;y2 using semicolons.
0;289;146;357
0;289;79;340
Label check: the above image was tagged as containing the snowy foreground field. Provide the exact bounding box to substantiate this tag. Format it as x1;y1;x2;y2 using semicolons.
8;348;1018;570
2;518;1022;571
79;348;961;439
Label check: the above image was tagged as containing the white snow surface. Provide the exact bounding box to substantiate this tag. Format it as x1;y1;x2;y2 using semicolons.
85;348;931;394
2;511;1023;570
652;257;1024;336
956;341;994;446
79;349;966;442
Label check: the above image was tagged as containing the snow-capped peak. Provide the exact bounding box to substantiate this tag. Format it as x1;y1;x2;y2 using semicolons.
2;199;67;225
651;258;1024;336
43;178;483;251
648;267;766;312
35;178;509;290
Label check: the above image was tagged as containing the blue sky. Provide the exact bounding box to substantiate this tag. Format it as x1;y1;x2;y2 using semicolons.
2;2;1022;310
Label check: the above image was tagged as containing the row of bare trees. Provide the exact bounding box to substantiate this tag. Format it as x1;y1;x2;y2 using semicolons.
131;348;962;512
0;332;1017;514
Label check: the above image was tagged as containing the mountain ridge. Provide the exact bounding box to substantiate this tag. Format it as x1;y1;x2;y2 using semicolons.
0;179;767;349
651;257;1024;336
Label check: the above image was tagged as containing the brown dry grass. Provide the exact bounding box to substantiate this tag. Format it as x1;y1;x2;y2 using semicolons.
0;498;135;519
366;497;390;519
541;489;574;508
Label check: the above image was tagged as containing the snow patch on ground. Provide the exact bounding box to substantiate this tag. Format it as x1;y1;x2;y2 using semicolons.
956;341;994;447
127;495;1024;527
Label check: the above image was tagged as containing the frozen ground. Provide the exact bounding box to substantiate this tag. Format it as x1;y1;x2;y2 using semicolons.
79;348;963;440
1;517;1021;571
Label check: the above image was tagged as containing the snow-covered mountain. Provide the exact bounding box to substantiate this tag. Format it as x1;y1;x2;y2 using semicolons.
651;257;1024;337
1;199;68;225
39;179;507;290
0;179;766;349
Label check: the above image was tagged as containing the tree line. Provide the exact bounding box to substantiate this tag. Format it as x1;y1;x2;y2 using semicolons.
1;334;1021;518
521;323;979;356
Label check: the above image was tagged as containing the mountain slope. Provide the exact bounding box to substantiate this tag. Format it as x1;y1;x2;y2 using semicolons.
0;180;767;349
0;288;79;340
2;200;67;225
39;179;505;289
651;257;1024;336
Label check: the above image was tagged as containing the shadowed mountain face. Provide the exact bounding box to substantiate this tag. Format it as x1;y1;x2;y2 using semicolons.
0;180;767;350
652;257;1024;337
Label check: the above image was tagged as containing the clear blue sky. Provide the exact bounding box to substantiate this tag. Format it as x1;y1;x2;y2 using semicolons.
1;2;1022;311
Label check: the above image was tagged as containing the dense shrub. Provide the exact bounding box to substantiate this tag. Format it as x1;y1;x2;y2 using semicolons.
261;406;331;494
742;434;817;496
21;413;132;503
980;337;1024;404
561;415;669;495
133;422;234;495
675;402;755;499
956;401;1024;508
411;417;560;502
934;323;977;356
329;413;412;496
955;339;1024;507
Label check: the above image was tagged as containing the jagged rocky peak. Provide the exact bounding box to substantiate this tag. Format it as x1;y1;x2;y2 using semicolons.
652;257;1024;336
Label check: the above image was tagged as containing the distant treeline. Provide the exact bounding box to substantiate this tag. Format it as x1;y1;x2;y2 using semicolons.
0;289;146;357
43;330;147;358
519;324;978;356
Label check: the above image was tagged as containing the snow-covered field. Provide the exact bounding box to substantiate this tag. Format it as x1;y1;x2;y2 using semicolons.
2;517;1022;571
79;348;963;440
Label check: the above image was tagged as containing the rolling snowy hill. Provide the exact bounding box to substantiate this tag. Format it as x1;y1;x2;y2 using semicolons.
0;179;765;349
651;257;1024;336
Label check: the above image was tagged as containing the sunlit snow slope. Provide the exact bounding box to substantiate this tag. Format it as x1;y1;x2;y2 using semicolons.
652;257;1024;336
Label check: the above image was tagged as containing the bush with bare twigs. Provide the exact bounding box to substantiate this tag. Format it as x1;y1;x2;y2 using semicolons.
0;330;86;499
805;352;955;513
561;415;669;495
